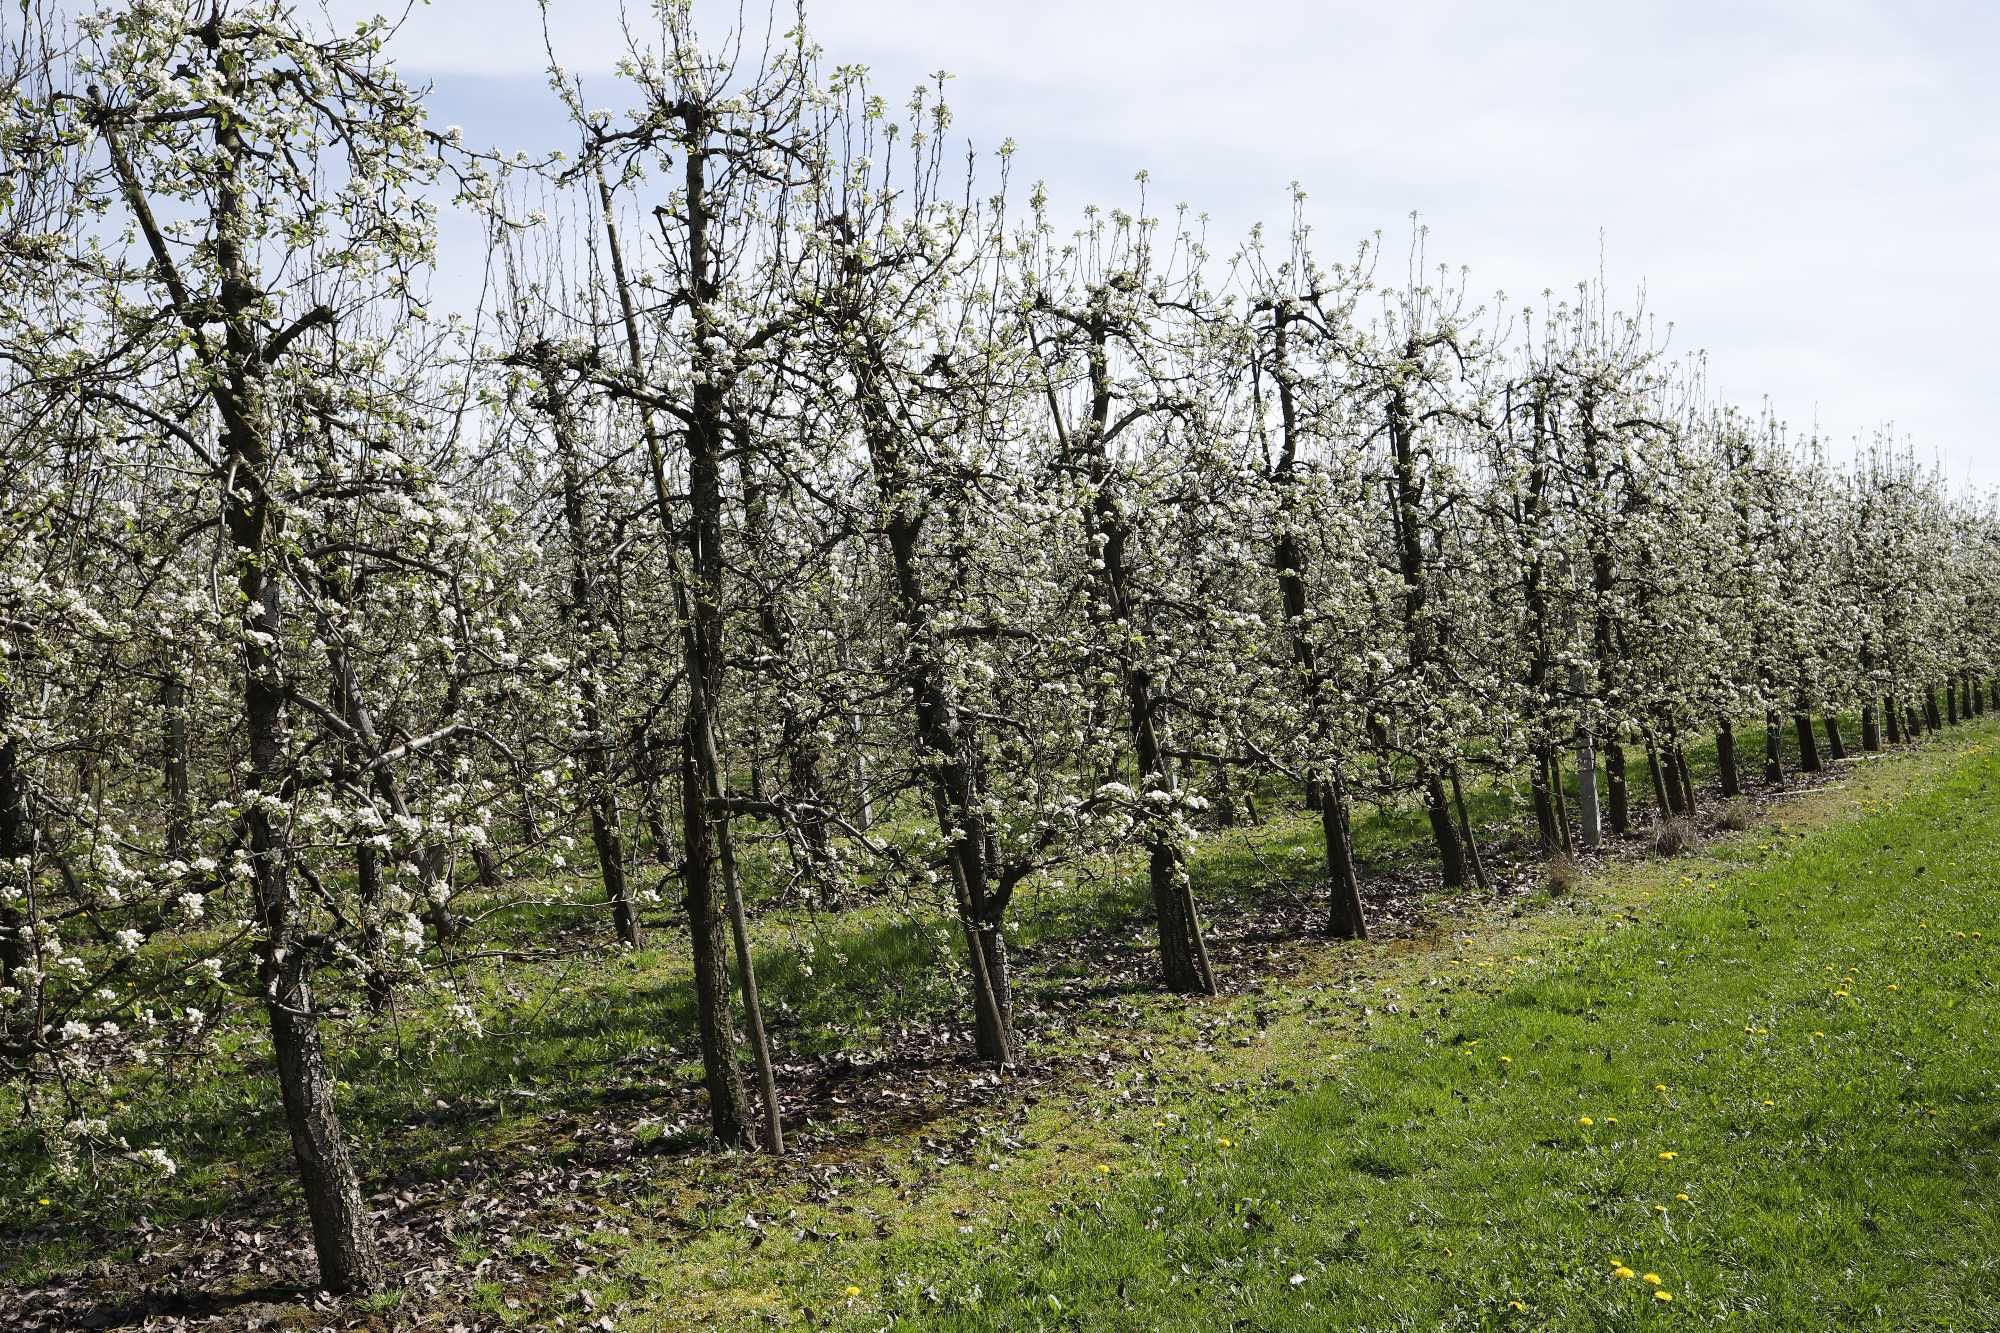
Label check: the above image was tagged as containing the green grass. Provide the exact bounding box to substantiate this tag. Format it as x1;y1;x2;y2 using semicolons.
591;723;1998;1331
4;714;1988;1330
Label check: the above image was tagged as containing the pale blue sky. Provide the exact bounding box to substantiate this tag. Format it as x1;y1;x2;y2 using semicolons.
350;0;1998;481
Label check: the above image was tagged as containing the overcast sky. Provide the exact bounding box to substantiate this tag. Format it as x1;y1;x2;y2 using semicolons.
346;0;1998;482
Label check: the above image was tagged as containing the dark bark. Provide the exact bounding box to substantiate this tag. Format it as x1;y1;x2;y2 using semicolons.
1822;716;1846;760
163;675;190;860
833;240;1020;1062
1793;713;1823;773
1424;772;1468;886
1763;709;1785;783
1385;374;1469;884
1604;740;1630;835
1860;704;1881;752
593;147;764;1142
1448;766;1490;893
1071;306;1214;993
1674;747;1698;818
1645;739;1675;816
1319;777;1365;939
1267;312;1365;939
1884;696;1903;744
1547;748;1575;857
100;48;384;1290
0;684;31;1015
531;342;641;948
1716;719;1741;797
734;425;831;862
1530;744;1560;853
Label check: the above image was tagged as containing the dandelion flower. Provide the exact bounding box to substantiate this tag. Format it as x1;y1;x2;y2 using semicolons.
1097;1163;1112;1174
1217;1137;1232;1148
1642;1273;1662;1285
1654;1289;1674;1302
1653;1203;1668;1214
1675;1192;1690;1202
1508;1299;1527;1311
1500;1056;1513;1064
844;1285;862;1297
1653;1083;1669;1093
1613;1266;1636;1280
1604;1116;1619;1125
1762;1098;1775;1107
1578;1116;1595;1126
1658;1151;1678;1161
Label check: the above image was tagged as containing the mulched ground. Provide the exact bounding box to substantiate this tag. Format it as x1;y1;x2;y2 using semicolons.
3;762;1852;1331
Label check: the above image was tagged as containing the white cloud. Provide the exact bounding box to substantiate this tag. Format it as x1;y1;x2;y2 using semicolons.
353;0;2000;479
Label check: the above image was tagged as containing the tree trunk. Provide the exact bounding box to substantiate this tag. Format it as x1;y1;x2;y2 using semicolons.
596;150;760;1140
1530;743;1560;852
1449;766;1490;892
1424;771;1468;887
1716;719;1741;797
1605;740;1630;835
193;85;379;1291
1076;312;1213;994
1321;775;1366;939
1822;716;1846;760
1763;709;1785;783
1793;713;1823;773
1674;747;1698;818
1548;748;1574;857
1884;696;1903;744
0;685;32;1019
1860;704;1881;752
1645;739;1676;816
534;345;642;948
163;674;190;860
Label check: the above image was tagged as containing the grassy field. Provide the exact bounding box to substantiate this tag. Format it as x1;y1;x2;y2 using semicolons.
602;726;1999;1331
4;721;1996;1330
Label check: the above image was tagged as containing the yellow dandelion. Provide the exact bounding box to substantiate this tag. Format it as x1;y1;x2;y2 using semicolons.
1834;989;1849;998
1604;1116;1619;1125
1578;1116;1595;1126
37;1197;50;1206
1642;1272;1662;1286
1658;1151;1678;1161
1762;1098;1775;1107
1653;1203;1668;1214
1097;1163;1112;1175
844;1285;862;1297
1653;1083;1669;1093
1654;1289;1674;1302
1217;1137;1232;1148
1613;1266;1636;1280
1675;1192;1690;1202
1509;1299;1527;1312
